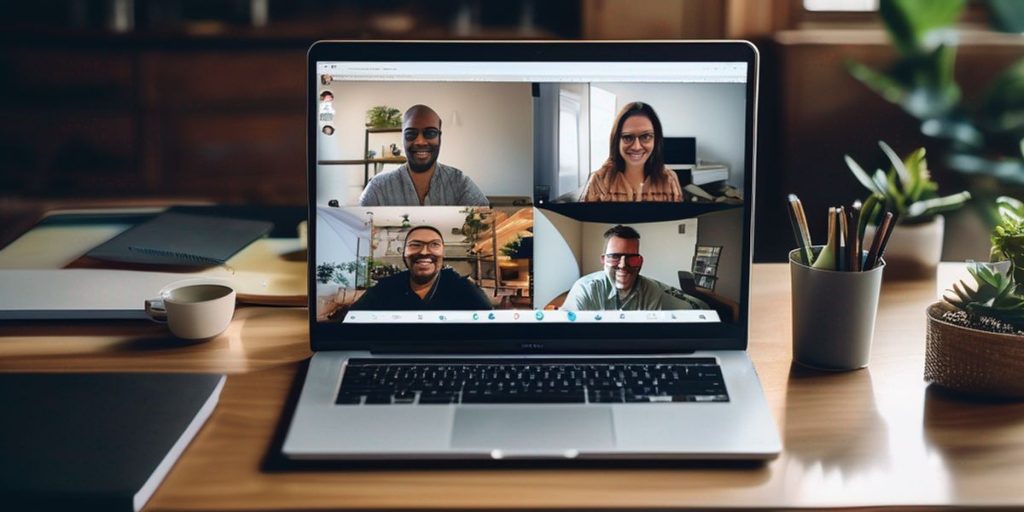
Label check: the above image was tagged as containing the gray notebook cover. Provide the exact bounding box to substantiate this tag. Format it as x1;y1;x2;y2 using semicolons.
86;212;273;267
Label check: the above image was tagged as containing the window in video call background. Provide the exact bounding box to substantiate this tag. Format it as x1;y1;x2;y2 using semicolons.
311;54;753;345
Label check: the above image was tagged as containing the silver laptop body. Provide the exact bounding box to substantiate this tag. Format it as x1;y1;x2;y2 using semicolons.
284;41;781;460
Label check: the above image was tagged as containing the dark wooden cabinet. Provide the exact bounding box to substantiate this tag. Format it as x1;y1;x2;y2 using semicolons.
0;44;308;205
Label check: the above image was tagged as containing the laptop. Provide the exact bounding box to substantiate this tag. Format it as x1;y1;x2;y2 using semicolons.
284;41;781;460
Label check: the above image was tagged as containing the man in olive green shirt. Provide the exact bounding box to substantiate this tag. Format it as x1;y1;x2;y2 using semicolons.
563;225;698;311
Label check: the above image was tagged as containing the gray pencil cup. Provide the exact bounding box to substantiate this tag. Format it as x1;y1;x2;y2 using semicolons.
789;248;885;371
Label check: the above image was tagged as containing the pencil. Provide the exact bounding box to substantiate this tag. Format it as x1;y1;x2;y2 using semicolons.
786;195;809;265
788;195;814;265
850;201;862;271
838;206;849;271
847;208;860;271
875;211;900;267
865;211;894;270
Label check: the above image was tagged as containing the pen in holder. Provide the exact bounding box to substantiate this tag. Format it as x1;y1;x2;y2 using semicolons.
790;247;884;370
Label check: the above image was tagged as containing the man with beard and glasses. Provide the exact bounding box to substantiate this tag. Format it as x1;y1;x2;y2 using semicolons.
348;225;493;311
563;225;701;311
358;105;489;206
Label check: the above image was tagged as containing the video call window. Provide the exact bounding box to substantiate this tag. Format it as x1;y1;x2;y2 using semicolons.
316;206;534;322
315;82;533;208
534;208;742;324
314;61;748;325
533;82;747;205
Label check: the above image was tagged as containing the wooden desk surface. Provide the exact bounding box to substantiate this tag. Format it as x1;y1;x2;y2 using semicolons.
2;264;1024;510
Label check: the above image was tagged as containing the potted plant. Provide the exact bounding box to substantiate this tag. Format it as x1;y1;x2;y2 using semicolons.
499;236;522;258
315;262;350;297
926;195;1024;398
990;196;1024;286
927;260;1024;398
460;207;489;256
846;0;1024;189
365;106;401;129
846;140;970;274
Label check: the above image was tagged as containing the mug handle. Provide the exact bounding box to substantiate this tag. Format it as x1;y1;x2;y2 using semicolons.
144;298;168;323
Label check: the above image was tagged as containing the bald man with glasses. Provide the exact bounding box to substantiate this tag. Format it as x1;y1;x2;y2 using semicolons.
349;225;493;311
563;225;696;311
359;104;488;207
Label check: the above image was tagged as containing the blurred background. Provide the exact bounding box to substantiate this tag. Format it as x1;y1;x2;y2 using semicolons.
1;0;1021;262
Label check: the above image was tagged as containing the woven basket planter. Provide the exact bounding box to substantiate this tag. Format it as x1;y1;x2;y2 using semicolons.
925;302;1024;398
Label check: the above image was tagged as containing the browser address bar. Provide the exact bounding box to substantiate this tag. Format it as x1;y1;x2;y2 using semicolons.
316;61;748;83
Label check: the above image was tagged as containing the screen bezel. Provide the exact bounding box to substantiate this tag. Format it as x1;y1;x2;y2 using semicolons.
307;41;758;353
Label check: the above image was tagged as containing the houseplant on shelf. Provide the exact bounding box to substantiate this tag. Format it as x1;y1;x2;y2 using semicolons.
926;196;1024;398
846;140;970;275
365;106;401;129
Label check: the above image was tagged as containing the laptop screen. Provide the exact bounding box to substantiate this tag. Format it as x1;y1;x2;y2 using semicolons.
309;42;756;350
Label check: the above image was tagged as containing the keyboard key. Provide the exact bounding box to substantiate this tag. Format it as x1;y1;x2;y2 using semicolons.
364;394;392;405
418;391;457;404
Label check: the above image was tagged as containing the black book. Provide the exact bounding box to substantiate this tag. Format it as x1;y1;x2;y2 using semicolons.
0;373;225;511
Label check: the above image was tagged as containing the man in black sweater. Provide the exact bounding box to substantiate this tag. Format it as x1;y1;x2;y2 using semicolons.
349;225;492;311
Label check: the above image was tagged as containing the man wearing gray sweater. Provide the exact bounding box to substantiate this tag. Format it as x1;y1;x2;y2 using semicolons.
359;105;488;207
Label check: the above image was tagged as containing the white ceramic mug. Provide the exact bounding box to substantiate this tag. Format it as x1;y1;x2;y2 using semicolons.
145;283;236;340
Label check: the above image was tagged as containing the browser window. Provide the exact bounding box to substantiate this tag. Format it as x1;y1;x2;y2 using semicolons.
314;60;748;326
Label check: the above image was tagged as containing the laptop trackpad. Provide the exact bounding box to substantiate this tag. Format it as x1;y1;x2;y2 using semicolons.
451;407;615;455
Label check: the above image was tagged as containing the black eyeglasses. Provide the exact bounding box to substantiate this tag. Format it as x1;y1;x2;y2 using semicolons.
619;132;655;145
403;128;441;141
601;253;643;267
406;240;444;252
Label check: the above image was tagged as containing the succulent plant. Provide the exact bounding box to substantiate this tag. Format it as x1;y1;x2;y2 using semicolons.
846;141;971;225
991;196;1024;287
943;261;1024;330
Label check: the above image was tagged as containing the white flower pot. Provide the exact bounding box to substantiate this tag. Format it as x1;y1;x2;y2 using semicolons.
865;215;944;278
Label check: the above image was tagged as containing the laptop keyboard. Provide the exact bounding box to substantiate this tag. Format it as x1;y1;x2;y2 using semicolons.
335;358;729;405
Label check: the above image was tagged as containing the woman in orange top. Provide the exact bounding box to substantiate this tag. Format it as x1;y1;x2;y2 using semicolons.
580;102;683;202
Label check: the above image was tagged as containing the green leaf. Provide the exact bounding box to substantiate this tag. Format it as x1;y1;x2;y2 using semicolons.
846;59;908;104
972;263;1000;289
886;170;906;213
903;147;927;200
976;59;1024;134
860;194;884;232
872;170;890;200
932;44;961;100
880;0;965;54
997;196;1024;225
951;281;972;303
905;191;971;219
880;141;912;193
988;0;1024;33
921;118;985;148
845;155;885;195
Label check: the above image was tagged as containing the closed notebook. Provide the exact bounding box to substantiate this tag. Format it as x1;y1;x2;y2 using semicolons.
0;373;225;512
86;212;273;267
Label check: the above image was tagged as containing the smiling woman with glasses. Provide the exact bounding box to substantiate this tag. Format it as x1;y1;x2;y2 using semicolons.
580;101;684;203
